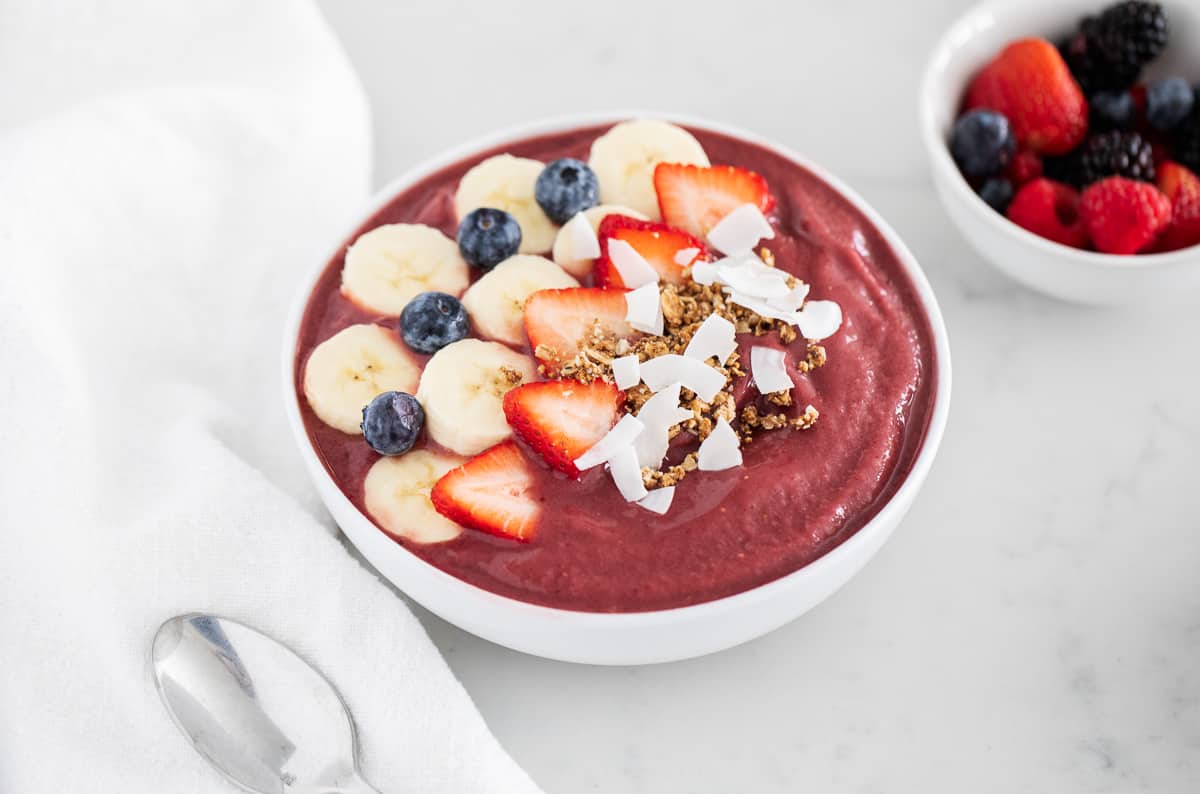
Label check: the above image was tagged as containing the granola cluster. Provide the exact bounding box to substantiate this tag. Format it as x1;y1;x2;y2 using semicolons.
542;248;828;489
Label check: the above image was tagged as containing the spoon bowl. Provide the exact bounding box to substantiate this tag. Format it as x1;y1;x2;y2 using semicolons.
152;614;379;794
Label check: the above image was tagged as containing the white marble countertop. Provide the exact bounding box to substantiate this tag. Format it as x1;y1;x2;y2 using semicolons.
317;1;1200;790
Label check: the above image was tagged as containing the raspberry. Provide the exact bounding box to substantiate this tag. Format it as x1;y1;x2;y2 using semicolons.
1070;131;1157;187
1007;178;1089;249
1080;176;1172;254
1006;150;1044;186
1153;162;1200;252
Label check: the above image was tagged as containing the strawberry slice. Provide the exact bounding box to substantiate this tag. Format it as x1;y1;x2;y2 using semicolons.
430;441;539;541
524;287;633;369
503;379;623;478
653;163;775;238
593;215;708;287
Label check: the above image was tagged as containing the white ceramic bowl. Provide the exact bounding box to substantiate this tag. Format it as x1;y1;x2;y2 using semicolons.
921;0;1200;305
283;113;952;666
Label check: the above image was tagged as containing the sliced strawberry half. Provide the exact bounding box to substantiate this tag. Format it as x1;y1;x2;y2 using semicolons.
503;379;623;478
524;287;633;370
653;162;775;238
430;441;539;542
593;215;708;287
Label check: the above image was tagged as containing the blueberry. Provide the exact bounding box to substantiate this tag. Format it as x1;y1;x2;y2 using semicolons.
400;291;469;354
951;110;1016;178
1090;90;1136;130
1146;77;1195;132
534;158;600;224
457;208;521;269
361;391;424;456
977;178;1015;214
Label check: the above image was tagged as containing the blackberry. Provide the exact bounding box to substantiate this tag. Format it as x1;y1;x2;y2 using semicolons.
1063;2;1168;92
1047;131;1155;188
1043;153;1087;188
1061;32;1123;95
1176;109;1200;174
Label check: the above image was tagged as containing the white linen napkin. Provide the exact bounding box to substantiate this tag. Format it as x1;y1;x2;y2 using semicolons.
0;2;542;792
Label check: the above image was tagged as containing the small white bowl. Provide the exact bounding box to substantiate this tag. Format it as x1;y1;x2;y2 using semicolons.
283;112;952;665
920;0;1200;305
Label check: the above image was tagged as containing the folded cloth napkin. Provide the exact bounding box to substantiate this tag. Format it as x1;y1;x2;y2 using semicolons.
0;2;542;791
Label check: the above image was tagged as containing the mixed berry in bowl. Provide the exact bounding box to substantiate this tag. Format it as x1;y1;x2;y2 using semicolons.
948;1;1200;255
293;119;939;612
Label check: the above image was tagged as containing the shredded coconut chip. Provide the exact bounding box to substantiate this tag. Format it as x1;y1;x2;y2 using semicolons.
750;346;793;394
639;355;725;402
574;414;644;471
707;204;775;254
564;211;601;260
697;418;742;471
607;445;648;502
607;238;659;288
684;314;737;364
636;486;676;514
611;354;640;389
674;247;701;266
624;282;664;335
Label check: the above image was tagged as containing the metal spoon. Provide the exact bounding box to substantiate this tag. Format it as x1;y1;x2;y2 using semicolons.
152;613;380;794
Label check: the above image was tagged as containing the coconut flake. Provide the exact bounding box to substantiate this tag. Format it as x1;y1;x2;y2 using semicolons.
684;314;737;364
796;299;843;341
607;238;659;289
574;414;645;471
724;289;799;323
607;445;648;502
707;204;775;254
697;418;743;471
637;486;676;515
767;281;810;312
624;282;664;335
690;259;718;285
611;355;641;389
715;255;791;298
674;247;701;266
633;383;693;468
750;346;793;394
564;211;601;261
639;355;726;402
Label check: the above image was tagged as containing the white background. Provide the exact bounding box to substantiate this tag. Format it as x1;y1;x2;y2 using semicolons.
317;1;1200;791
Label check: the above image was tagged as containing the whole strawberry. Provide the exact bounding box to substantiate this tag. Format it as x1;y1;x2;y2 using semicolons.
966;38;1089;156
1007;178;1089;248
1153;162;1200;251
1080;176;1172;254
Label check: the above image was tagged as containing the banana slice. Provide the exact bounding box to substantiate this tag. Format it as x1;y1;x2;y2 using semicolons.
303;323;419;434
364;449;465;544
588;120;710;220
551;204;649;278
341;224;469;316
455;154;558;254
415;338;535;456
460;254;578;346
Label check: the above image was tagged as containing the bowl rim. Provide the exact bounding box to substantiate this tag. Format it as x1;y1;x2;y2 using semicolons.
918;0;1200;270
281;110;953;626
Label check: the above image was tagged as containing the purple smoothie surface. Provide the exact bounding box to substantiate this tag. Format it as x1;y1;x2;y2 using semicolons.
294;123;938;612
